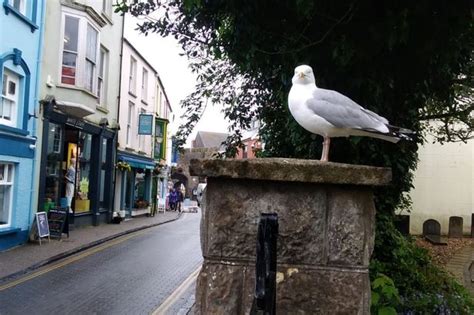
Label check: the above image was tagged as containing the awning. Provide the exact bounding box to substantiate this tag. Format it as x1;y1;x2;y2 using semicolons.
118;152;155;170
54;100;95;118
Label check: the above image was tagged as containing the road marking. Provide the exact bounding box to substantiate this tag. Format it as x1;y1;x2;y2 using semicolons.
0;230;147;292
152;266;201;315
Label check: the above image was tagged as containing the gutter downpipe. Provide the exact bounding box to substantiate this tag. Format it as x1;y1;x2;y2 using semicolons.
28;0;46;229
109;13;126;223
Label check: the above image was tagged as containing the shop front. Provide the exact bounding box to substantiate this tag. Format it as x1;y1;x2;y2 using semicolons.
116;151;154;218
38;101;116;227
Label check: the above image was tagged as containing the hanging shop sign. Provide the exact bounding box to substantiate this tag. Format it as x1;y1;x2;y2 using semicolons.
138;114;153;135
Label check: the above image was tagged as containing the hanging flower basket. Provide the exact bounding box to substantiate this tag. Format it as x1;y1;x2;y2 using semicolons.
116;161;131;172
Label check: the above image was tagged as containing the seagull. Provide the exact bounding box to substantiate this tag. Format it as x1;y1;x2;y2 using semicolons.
288;65;412;162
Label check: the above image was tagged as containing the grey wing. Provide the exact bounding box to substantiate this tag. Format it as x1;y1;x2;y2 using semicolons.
306;88;389;132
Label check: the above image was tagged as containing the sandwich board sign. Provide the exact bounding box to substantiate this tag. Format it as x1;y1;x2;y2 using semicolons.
36;212;50;245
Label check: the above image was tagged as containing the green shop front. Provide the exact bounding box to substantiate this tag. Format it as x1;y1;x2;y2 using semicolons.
116;151;154;218
38;100;116;227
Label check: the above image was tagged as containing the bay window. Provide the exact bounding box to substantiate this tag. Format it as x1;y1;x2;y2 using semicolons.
61;11;100;95
1;70;20;127
0;163;14;228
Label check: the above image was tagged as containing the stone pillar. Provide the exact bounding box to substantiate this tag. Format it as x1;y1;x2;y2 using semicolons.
190;158;391;315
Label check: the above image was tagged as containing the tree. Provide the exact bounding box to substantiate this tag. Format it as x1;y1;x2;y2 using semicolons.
116;0;473;312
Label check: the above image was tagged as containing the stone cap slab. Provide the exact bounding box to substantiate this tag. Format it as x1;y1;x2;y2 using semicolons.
189;158;392;186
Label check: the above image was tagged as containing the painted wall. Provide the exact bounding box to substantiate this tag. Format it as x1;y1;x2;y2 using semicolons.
408;135;474;235
117;40;157;157
0;0;45;250
39;0;123;126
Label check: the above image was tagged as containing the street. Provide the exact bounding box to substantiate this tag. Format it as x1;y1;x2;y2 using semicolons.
0;212;202;315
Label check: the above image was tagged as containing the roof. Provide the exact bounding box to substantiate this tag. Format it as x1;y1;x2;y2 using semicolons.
194;131;229;148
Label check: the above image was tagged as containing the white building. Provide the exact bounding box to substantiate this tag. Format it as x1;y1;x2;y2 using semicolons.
114;38;172;217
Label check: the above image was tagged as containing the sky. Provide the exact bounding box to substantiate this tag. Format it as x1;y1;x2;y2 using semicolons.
123;15;230;146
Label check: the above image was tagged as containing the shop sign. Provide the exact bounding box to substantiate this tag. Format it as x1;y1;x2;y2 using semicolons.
66;117;85;129
138;114;153;135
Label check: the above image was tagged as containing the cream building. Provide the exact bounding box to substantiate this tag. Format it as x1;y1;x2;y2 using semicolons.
37;0;124;227
408;135;473;236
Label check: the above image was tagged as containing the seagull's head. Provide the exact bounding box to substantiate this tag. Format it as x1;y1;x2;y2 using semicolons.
292;65;316;86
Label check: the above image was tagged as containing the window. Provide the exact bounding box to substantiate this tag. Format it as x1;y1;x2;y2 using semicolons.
242;145;248;159
1;70;20;127
97;47;108;105
0;163;14;228
61;16;79;85
52;126;62;153
10;0;26;15
139;109;145;151
126;101;134;146
129;57;137;95
141;68;148;102
102;0;112;16
85;24;98;92
61;12;100;94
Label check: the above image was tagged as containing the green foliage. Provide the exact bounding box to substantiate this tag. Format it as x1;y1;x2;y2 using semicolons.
371;274;400;315
371;213;474;313
116;1;474;313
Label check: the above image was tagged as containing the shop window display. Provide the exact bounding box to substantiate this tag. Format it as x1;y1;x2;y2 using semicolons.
44;123;63;211
134;171;148;209
74;132;91;213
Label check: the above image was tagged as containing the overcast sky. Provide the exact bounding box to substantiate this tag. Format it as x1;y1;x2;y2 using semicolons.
123;15;230;146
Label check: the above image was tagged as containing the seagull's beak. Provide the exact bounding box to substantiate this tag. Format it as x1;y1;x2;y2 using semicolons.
298;72;305;79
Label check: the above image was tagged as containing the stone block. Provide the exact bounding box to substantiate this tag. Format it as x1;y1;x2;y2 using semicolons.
191;158;391;315
195;261;370;315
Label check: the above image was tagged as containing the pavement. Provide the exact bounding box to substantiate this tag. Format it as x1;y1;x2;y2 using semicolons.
0;210;182;282
445;242;474;295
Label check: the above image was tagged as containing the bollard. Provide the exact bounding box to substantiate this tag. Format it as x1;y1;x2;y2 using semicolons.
251;213;278;315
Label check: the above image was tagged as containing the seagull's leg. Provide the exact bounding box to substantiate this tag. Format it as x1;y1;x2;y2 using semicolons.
321;137;330;162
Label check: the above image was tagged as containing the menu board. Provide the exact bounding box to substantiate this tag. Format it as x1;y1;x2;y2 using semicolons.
36;212;50;238
48;209;69;239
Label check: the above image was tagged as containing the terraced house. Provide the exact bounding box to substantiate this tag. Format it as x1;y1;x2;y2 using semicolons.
0;0;45;250
114;38;173;219
36;0;124;227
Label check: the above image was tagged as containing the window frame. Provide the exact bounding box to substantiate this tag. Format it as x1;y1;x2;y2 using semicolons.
129;57;137;95
0;163;14;229
59;9;101;96
97;46;108;106
141;68;148;104
10;0;26;15
102;0;112;17
139;108;146;151
0;69;20;127
126;101;135;147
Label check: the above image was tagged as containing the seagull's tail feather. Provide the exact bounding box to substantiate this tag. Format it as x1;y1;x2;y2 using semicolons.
387;125;415;141
355;124;414;143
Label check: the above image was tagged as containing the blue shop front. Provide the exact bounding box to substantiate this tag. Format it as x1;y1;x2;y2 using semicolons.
115;151;155;218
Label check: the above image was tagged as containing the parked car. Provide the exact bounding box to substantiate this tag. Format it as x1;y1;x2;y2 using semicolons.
196;183;207;207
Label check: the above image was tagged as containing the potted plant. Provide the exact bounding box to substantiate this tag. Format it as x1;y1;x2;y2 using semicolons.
116;161;131;172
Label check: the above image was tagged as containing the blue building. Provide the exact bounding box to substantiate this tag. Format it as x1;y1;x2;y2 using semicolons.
0;0;45;250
